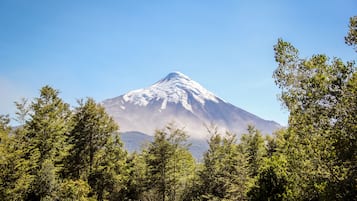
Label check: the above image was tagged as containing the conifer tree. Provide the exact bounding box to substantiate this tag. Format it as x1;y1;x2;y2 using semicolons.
23;85;72;200
123;152;148;200
27;86;72;163
0;115;12;199
89;135;128;201
240;125;266;178
144;124;194;201
65;97;125;201
198;128;250;201
58;179;92;201
65;98;119;180
0;114;38;201
248;129;289;201
345;16;357;51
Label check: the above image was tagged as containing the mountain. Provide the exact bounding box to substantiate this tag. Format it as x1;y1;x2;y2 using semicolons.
103;72;281;157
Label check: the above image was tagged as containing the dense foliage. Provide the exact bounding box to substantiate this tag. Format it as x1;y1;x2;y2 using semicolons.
0;16;356;201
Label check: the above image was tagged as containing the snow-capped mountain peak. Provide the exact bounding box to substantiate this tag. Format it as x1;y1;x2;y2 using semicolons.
158;71;190;82
103;71;281;140
122;72;219;112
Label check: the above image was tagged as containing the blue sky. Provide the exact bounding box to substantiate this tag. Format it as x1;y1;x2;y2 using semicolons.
0;0;356;126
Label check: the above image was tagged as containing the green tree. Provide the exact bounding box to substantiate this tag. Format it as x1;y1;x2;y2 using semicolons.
0;115;13;199
273;37;356;200
265;134;277;158
345;16;357;51
0;98;37;200
144;124;194;201
240;125;267;178
65;98;119;180
330;66;357;199
23;86;72;200
26;86;72;163
0;115;38;201
122;152;148;200
248;129;289;201
168;147;196;201
248;161;287;201
65;98;126;201
58;179;93;201
14;98;30;125
198;127;250;201
88;135;128;201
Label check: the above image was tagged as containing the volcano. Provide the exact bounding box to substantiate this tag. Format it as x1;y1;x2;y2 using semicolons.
103;72;280;141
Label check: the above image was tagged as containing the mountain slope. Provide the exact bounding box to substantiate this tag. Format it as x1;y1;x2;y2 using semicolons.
103;72;280;139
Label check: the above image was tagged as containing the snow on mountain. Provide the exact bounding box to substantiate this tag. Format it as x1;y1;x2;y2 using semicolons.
122;72;219;112
103;72;281;140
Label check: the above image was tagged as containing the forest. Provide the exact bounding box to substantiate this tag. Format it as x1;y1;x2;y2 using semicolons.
0;16;356;201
